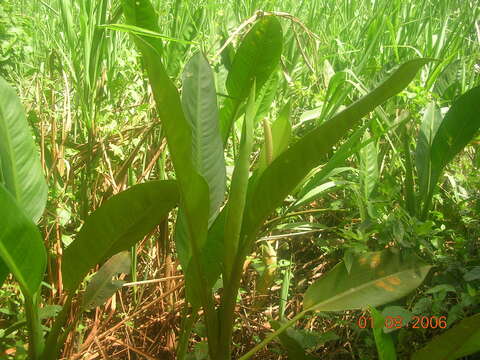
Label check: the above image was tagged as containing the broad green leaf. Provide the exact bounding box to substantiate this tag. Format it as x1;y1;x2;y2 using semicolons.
412;313;480;360
226;16;283;101
82;251;131;310
257;103;292;171
0;76;47;223
176;53;227;288
242;59;430;244
425;284;456;294
370;306;397;360
0;184;46;296
181;52;226;222
303;250;431;312
63;181;179;292
415;102;442;204
221;16;283;142
422;86;480;217
359;131;378;200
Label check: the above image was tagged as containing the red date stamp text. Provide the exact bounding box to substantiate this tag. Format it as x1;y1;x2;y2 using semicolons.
357;315;447;329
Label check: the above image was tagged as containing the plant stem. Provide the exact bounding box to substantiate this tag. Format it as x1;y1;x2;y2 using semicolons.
217;256;244;359
41;294;73;360
176;306;199;359
25;293;44;360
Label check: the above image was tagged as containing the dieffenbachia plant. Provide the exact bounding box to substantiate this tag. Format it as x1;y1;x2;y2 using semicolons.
118;1;433;358
1;5;479;360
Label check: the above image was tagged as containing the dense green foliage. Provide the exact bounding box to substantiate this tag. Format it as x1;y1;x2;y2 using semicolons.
0;0;479;359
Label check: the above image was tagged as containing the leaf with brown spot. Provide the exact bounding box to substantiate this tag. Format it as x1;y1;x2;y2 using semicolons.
387;277;401;286
375;280;395;292
303;250;431;312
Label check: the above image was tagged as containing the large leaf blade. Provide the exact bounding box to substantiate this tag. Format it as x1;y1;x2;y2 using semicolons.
422;86;480;217
0;76;47;223
303;250;431;312
175;53;226;289
62;181;179;292
226;16;283;101
412;313;480;360
430;86;480;171
242;59;430;242
181;52;226;222
221;16;283;142
0;184;46;296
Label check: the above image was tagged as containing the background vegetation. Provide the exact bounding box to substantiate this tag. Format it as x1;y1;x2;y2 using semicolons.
0;0;479;359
